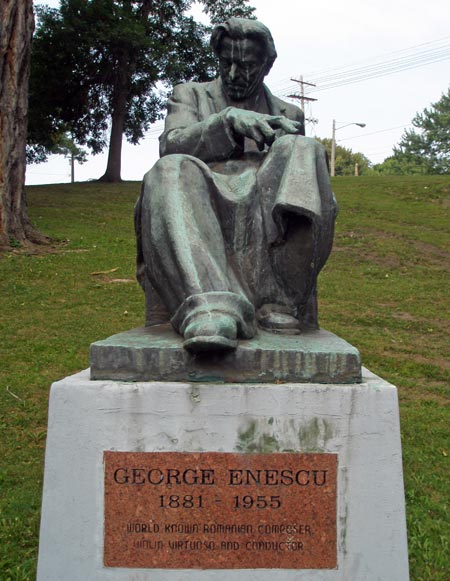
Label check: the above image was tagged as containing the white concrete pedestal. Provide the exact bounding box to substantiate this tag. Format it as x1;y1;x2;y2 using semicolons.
37;368;409;580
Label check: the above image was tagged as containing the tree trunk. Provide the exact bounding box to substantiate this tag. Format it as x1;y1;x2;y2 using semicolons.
98;66;128;183
0;0;48;249
98;3;155;183
98;2;155;184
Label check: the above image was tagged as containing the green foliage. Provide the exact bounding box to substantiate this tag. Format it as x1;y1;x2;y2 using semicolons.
372;155;428;176
200;0;256;24
27;131;87;165
0;175;449;579
374;87;450;175
50;133;87;163
28;0;255;165
316;137;372;176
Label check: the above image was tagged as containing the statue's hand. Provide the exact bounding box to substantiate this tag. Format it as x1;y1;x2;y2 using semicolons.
224;108;303;151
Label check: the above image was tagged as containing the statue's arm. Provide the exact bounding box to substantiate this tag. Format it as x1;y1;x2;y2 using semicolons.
159;84;241;162
285;102;306;135
297;109;306;136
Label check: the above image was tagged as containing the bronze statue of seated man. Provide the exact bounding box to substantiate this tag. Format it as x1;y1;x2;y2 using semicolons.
135;17;337;353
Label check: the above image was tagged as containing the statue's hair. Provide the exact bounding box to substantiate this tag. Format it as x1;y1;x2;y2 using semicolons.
210;17;277;71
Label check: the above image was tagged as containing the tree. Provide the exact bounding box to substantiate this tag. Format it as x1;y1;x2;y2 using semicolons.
316;138;372;176
51;134;88;183
391;87;450;174
28;0;255;183
0;0;48;249
372;155;427;176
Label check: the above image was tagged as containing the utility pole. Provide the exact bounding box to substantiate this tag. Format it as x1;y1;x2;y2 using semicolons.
331;119;336;177
71;152;75;183
288;76;318;110
331;120;366;177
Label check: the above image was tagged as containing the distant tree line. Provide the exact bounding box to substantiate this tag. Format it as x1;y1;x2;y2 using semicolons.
316;138;372;176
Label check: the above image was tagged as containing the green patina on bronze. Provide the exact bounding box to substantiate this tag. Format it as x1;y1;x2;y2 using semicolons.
90;324;361;384
134;17;338;355
90;18;361;382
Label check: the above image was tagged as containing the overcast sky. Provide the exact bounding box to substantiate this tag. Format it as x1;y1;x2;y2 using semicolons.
27;0;450;184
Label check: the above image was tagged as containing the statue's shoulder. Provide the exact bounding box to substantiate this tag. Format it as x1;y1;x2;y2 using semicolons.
171;79;217;98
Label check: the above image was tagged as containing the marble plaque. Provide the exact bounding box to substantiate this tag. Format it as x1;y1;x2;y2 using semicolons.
104;451;337;569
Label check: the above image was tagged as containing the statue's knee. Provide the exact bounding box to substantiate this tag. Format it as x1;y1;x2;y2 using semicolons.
145;154;179;176
313;139;327;156
272;134;318;152
274;135;328;164
143;158;167;188
273;134;298;150
143;154;194;188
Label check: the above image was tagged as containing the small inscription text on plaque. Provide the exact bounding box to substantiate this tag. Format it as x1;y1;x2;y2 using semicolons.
104;451;337;569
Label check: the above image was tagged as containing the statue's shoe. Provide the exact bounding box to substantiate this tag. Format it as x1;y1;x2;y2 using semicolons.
257;304;301;335
183;313;238;353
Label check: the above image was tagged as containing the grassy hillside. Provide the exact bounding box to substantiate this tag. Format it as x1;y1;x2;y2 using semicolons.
0;175;448;580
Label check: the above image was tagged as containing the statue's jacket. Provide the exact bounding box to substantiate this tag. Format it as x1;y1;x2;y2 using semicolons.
159;78;305;162
136;78;337;333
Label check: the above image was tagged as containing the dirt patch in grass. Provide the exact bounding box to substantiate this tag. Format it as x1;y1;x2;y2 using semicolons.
391;311;417;322
399;389;449;406
0;240;86;259
413;239;450;260
335;234;450;272
413;353;450;372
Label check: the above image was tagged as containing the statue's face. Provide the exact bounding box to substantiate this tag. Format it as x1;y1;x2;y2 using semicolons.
218;36;268;101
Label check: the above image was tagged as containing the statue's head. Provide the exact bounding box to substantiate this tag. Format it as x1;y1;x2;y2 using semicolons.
211;18;277;101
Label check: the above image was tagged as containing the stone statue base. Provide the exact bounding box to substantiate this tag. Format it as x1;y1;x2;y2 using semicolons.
90;324;361;384
37;368;409;580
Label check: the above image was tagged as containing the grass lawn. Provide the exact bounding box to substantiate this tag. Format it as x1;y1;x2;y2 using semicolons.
0;175;449;580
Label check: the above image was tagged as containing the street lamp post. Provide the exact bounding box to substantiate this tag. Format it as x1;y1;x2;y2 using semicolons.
331;119;366;177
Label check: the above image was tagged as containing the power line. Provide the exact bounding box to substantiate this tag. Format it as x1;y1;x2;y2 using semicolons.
271;37;450;98
303;35;450;79
270;36;450;91
276;49;450;97
338;124;413;142
26;172;70;176
305;45;450;85
304;50;450;94
144;122;164;137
